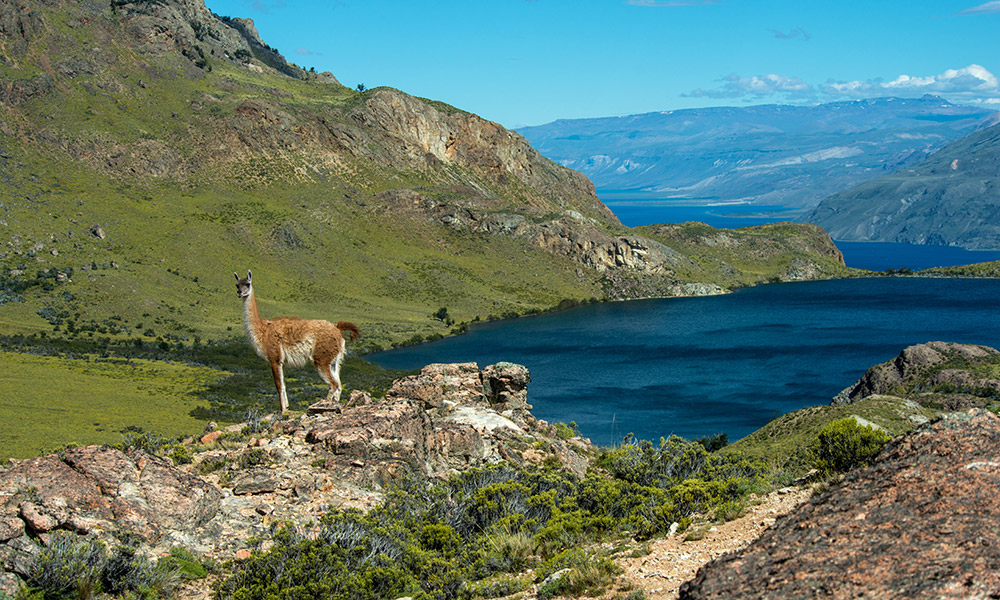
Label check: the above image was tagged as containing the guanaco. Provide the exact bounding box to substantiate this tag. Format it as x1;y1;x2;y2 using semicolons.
234;271;361;412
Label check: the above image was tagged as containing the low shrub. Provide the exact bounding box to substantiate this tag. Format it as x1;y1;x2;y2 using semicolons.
220;437;771;599
810;418;891;474
24;532;180;599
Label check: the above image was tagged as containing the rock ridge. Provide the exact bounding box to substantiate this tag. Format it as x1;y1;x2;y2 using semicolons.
0;362;589;594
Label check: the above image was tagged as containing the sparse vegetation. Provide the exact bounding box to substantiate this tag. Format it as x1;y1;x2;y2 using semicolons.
22;532;181;599
220;435;772;599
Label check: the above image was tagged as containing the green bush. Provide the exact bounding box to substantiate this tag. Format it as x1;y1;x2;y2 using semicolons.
810;418;891;474
552;421;579;440
167;444;192;465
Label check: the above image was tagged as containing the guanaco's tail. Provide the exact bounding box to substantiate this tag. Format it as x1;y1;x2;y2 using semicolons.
336;321;361;342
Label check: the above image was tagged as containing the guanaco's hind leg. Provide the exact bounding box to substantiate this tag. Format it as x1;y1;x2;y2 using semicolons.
270;361;289;413
314;335;345;404
316;353;342;403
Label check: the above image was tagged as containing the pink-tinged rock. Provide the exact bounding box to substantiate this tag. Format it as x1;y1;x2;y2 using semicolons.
129;449;221;529
680;409;1000;600
19;503;57;533
0;516;24;542
201;431;222;445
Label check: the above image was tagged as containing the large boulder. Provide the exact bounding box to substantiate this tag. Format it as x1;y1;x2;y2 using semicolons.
679;409;1000;599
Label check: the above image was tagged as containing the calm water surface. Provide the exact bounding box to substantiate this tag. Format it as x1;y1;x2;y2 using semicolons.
371;278;1000;445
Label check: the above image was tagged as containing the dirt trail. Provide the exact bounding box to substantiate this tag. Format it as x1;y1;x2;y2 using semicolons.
616;487;811;599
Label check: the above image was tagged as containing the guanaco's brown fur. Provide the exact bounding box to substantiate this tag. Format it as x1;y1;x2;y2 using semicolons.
235;271;361;412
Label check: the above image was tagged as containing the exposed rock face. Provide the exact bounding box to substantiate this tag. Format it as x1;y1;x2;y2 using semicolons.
679;409;1000;599
0;363;588;592
0;447;221;591
832;341;1000;406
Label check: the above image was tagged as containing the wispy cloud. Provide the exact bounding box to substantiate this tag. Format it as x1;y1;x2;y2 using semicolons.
685;73;813;100
625;0;724;6
685;65;1000;105
958;1;1000;15
245;0;286;12
295;48;323;57
768;26;811;40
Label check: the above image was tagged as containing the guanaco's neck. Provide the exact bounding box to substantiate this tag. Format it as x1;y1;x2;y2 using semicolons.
241;288;267;356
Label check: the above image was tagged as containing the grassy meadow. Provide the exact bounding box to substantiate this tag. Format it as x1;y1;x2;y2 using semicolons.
0;350;218;461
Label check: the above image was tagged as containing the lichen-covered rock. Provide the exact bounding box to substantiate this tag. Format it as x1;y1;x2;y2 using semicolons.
679;409;1000;599
0;446;221;545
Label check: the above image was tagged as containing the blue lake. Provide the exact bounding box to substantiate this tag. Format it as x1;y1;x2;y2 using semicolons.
600;198;1000;272
371;277;1000;446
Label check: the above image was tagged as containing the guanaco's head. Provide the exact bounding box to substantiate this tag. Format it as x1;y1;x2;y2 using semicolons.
234;270;253;299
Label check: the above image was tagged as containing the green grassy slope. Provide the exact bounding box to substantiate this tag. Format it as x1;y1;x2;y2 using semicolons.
0;0;859;460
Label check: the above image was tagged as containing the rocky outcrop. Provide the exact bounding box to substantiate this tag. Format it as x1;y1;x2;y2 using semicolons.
679;409;1000;599
0;362;589;593
0;447;221;593
832;341;1000;407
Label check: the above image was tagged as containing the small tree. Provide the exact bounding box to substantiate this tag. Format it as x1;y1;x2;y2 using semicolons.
356;83;367;92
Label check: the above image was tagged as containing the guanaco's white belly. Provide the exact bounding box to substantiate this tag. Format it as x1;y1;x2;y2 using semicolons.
282;338;315;368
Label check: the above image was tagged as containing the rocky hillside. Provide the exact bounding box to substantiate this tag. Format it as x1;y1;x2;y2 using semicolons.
832;340;1000;409
0;0;850;348
518;96;994;207
0;362;591;595
680;408;1000;599
729;341;1000;473
804;118;1000;249
5;349;1000;598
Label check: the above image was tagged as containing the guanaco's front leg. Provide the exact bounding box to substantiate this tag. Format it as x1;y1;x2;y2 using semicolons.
270;361;288;413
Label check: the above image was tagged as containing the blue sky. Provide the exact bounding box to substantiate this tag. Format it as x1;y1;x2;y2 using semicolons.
202;0;1000;128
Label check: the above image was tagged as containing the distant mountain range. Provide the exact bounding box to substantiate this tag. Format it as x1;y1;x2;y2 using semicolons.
519;97;995;207
803;117;1000;249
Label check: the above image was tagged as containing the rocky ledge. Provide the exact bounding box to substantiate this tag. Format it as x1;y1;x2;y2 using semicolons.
832;341;1000;410
0;362;590;594
680;408;1000;599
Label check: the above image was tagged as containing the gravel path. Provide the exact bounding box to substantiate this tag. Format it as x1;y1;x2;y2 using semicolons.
615;487;811;599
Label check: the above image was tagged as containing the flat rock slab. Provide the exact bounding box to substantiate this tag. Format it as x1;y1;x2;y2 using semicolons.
680;409;1000;599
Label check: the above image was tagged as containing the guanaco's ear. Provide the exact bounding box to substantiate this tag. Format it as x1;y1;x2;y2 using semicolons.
234;272;240;281
247;270;252;282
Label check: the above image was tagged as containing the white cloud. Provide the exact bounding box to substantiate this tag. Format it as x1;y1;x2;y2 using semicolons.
685;73;813;100
959;1;1000;15
296;48;323;56
824;64;1000;103
686;65;1000;106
